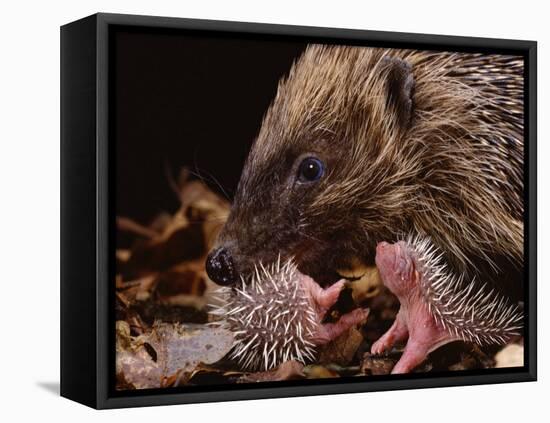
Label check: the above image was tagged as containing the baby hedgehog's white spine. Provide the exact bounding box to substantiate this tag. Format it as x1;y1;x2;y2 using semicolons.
209;256;319;371
405;234;523;345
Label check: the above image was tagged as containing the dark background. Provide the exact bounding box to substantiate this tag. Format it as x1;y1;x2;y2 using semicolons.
113;28;307;225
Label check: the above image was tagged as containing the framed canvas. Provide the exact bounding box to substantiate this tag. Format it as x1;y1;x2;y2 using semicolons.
60;13;537;409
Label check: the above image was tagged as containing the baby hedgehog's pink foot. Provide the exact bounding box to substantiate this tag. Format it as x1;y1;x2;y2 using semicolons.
373;241;456;374
371;311;408;355
299;275;370;345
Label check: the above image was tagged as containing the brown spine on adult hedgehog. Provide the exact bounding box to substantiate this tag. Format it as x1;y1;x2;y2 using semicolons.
206;45;524;365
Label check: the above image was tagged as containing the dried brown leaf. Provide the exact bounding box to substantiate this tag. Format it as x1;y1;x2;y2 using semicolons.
494;343;524;368
303;365;340;379
317;321;365;366
239;360;305;383
116;321;234;389
361;352;396;375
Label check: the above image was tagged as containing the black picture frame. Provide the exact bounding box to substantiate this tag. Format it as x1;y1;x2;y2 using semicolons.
60;12;537;409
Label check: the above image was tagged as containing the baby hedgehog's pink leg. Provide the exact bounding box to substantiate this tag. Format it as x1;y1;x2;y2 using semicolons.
299;275;370;345
371;309;408;355
373;241;457;374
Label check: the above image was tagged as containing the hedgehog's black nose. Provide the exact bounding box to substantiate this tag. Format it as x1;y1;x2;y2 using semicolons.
206;247;237;286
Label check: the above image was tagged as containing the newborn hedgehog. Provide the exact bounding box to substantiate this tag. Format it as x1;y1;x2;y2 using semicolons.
206;45;524;371
373;237;522;373
210;258;368;371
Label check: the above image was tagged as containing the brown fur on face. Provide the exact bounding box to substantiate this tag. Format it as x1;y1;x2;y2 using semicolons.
215;45;524;289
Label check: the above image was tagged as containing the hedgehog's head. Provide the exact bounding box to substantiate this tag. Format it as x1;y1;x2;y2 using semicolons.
207;45;417;287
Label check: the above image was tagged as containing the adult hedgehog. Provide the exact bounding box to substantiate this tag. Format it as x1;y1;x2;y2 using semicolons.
206;45;524;369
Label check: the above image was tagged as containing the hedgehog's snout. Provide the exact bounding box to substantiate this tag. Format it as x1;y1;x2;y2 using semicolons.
206;246;237;286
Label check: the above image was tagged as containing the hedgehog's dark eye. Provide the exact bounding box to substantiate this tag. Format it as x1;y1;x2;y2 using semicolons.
297;157;325;183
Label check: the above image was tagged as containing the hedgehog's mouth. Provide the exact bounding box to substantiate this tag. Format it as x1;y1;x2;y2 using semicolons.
293;250;344;288
308;265;381;324
302;267;342;287
292;240;379;289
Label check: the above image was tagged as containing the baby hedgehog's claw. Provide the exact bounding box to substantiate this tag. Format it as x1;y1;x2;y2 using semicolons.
299;276;370;345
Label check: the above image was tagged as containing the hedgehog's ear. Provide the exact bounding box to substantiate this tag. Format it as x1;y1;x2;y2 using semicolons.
383;57;415;129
